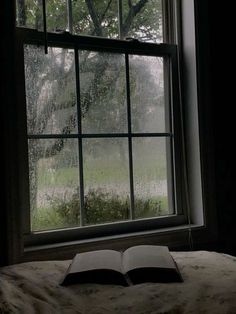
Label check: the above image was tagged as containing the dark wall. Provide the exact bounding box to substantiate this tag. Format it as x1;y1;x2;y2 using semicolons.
209;3;236;255
0;1;17;266
194;0;235;256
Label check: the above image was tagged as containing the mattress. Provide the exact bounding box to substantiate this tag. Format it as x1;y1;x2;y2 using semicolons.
1;250;236;313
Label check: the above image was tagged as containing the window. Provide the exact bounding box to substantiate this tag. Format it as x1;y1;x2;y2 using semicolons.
14;0;202;250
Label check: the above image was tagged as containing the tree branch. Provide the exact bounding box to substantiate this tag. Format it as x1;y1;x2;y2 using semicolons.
100;0;113;22
122;0;149;37
133;0;149;14
85;0;103;36
89;0;114;37
36;113;76;159
128;0;133;9
80;60;108;117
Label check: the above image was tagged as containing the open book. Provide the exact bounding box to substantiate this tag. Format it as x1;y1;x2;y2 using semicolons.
61;245;183;286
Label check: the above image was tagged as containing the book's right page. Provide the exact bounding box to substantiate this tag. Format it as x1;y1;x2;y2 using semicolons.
122;245;183;284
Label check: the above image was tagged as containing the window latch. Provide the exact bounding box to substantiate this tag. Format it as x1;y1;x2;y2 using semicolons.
125;37;140;43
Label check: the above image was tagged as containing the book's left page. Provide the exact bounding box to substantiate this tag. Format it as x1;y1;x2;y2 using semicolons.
61;249;128;286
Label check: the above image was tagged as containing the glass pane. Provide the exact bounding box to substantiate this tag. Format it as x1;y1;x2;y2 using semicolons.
72;0;118;38
47;0;68;33
29;139;80;231
122;0;163;43
132;137;172;219
129;55;165;133
80;51;127;133
16;0;42;29
16;0;163;42
83;138;130;225
24;45;77;135
16;0;67;32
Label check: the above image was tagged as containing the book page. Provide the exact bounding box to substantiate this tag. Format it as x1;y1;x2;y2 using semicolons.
69;249;123;274
122;245;175;273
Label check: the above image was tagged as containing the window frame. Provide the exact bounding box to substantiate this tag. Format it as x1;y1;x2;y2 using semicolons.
3;0;217;263
15;26;187;247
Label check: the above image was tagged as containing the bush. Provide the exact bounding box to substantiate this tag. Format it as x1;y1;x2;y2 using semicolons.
84;189;129;224
32;189;168;230
53;188;166;226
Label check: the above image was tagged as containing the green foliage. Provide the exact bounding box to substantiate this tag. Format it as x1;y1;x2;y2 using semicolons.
135;196;168;218
72;0;119;37
32;188;168;231
16;0;162;42
49;190;81;226
84;189;129;224
31;206;65;231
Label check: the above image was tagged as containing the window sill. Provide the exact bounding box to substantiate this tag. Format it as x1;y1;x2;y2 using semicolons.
21;222;216;262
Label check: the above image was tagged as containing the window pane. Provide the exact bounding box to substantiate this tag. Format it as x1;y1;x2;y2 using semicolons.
24;45;77;135
16;0;67;31
29;139;80;231
132;137;172;219
80;51;127;133
129;55;165;133
83;138;130;225
47;0;68;32
16;0;41;29
16;0;163;42
123;0;163;43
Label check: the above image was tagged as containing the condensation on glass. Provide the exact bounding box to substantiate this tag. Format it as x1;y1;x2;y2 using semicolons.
24;45;77;135
24;42;174;231
79;50;127;133
83;138;130;225
132;137;172;219
129;55;165;133
28;138;80;231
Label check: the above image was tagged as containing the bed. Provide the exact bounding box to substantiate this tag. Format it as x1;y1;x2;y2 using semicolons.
1;250;236;313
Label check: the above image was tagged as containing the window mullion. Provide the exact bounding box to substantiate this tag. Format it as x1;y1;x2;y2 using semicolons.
67;0;73;33
125;53;135;220
163;57;175;215
170;49;187;216
75;48;85;226
18;39;32;235
162;0;176;44
42;0;48;53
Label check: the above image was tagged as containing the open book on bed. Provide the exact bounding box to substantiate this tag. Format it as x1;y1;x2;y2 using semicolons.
61;245;183;286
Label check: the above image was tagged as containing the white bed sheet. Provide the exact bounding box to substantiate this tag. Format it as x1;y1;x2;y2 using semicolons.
1;251;236;313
